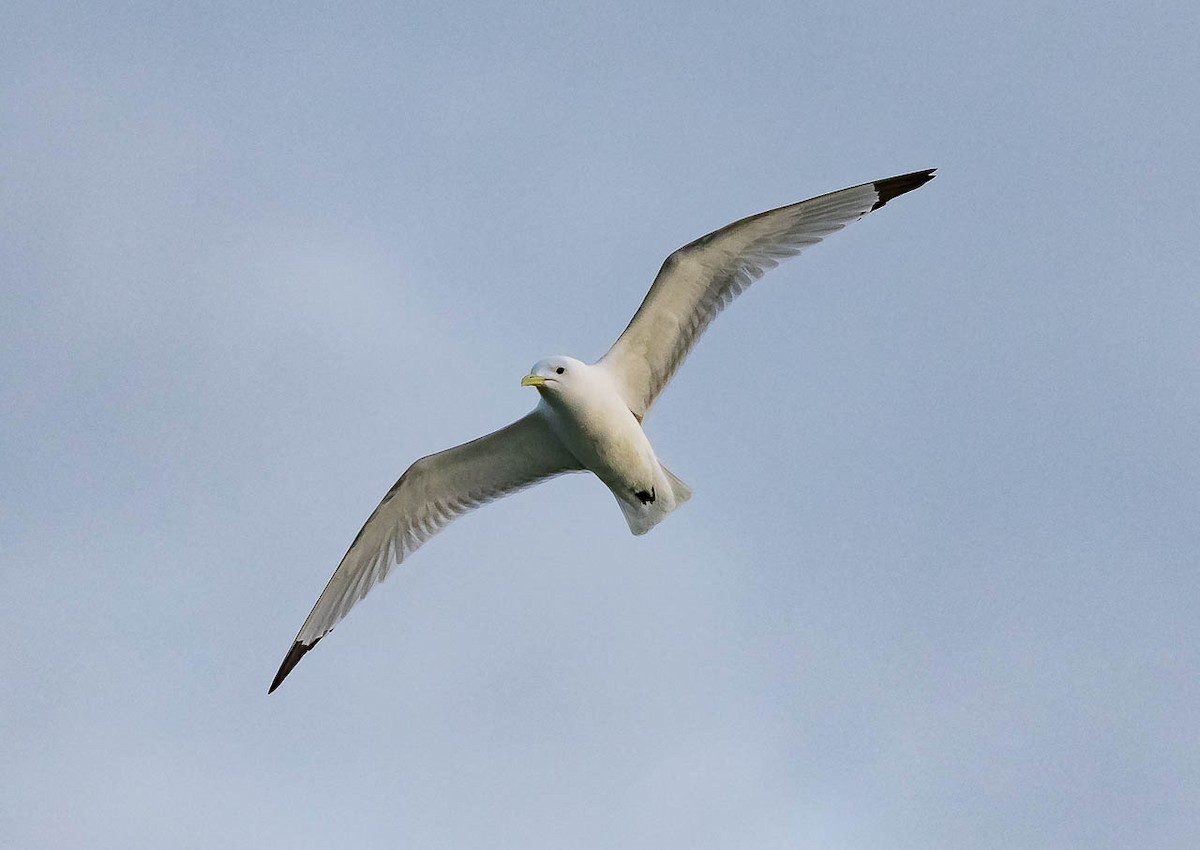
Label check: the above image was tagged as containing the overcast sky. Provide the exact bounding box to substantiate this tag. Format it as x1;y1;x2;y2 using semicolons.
3;2;1198;848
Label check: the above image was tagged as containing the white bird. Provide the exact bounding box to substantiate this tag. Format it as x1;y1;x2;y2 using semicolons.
269;169;936;692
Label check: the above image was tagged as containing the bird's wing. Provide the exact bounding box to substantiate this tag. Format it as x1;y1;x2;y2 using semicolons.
270;409;582;692
599;169;935;418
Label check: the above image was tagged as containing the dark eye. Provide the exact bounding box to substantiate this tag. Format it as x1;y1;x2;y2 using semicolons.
555;367;565;374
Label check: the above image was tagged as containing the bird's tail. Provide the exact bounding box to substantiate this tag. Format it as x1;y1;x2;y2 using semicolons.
616;464;692;536
661;465;692;505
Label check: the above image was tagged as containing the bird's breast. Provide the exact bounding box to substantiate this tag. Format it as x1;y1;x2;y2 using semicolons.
543;388;657;488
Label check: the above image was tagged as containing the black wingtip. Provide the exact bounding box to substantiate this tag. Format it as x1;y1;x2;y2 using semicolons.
268;636;322;694
871;168;936;211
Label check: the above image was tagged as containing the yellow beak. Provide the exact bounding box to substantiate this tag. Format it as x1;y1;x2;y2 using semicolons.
521;374;546;387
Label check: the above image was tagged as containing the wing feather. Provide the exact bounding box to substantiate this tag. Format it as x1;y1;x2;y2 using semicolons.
270;409;582;692
599;169;935;417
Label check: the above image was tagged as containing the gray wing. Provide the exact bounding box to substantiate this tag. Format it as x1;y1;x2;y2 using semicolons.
270;409;582;692
599;170;935;418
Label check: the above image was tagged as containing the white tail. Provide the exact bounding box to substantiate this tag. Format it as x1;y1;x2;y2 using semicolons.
614;464;692;535
661;465;692;505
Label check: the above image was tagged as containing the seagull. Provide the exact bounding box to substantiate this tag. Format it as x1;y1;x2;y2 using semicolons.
269;168;935;692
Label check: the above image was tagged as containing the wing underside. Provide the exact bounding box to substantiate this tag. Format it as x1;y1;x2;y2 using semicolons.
600;170;935;417
269;410;582;692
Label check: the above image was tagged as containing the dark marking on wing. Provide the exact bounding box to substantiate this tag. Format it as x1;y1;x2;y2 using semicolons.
871;169;936;212
269;635;323;694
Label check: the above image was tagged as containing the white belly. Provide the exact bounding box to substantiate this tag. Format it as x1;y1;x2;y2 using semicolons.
542;393;660;496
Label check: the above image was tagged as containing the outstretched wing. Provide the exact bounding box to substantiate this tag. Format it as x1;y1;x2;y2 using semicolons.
599;170;935;418
270;409;582;692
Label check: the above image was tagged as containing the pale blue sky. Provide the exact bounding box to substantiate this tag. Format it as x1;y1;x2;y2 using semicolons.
2;2;1198;848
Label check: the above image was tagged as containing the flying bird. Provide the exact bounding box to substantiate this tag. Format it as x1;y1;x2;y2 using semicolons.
270;169;936;692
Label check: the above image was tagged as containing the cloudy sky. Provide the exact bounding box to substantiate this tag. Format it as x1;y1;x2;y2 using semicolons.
3;2;1197;847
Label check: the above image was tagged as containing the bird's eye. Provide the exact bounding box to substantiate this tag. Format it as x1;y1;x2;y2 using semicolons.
555;367;565;374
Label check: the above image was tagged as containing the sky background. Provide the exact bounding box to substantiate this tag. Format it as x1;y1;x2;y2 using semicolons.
3;2;1198;848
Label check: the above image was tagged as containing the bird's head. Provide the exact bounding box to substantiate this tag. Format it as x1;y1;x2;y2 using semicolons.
521;356;584;396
